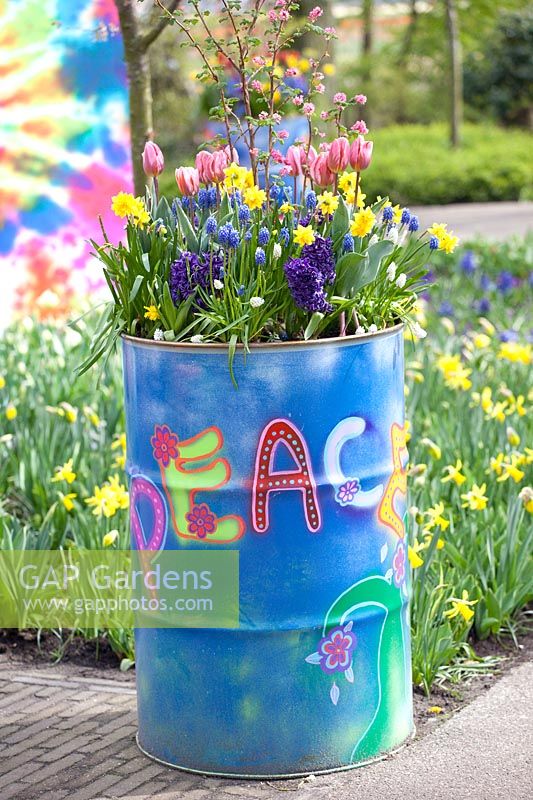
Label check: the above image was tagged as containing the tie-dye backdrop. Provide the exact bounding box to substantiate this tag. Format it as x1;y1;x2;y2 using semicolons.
0;0;131;321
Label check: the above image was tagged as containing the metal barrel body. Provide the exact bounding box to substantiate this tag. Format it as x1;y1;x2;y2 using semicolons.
123;327;413;778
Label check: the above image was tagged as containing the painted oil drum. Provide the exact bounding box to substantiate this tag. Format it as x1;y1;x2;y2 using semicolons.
122;325;413;778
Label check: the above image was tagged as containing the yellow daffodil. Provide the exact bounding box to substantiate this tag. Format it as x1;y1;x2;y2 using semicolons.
445;365;472;391
489;452;505;476
506;393;526;417
423;502;450;533
461;483;488;511
421;437;442;460
436;354;461;376
293;225;316;246
438;232;459;254
112;432;127;468
345;188;366;208
242;185;267;210
5;403;17;421
473;333;491;349
497;341;531;365
479;317;495;336
428;706;444;714
59;402;77;423
441;459;466;486
427;222;448;240
524;448;533;464
317;191;339;215
0;376;5;389
338;171;357;193
224;164;254;193
323;62;335;75
440;317;455;335
103;529;119;547
423;533;445;550
444;590;477;622
496;455;525;484
519;487;533;513
60;492;77;512
488;401;508;423
83;406;100;427
111;192;141;218
506;427;520;447
86;475;129;518
408;543;424;569
51;458;76;485
279;202;294;215
350;207;376;238
144;305;160;321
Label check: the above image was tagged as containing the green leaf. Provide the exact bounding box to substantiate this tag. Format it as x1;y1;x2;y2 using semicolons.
174;201;199;252
334;251;367;296
366;240;396;274
129;274;144;303
304;312;324;340
331;195;350;247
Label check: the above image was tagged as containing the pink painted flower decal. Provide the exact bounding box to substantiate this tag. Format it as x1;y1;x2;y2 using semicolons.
393;541;406;587
335;478;360;506
186;503;217;539
306;622;356;705
151;425;179;467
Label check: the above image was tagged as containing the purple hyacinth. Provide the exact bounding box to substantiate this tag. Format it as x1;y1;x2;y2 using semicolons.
284;257;333;314
460;250;476;275
169;251;223;304
302;235;335;284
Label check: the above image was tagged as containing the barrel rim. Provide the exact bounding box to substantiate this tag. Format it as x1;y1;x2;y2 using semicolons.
122;322;404;354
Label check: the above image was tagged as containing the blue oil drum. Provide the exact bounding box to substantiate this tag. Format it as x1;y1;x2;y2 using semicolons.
123;325;413;778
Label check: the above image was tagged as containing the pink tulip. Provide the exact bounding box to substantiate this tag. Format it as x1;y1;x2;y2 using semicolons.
309;152;335;187
350;136;373;172
195;150;214;184
175;166;199;196
224;144;239;166
211;150;229;184
142;141;164;177
285;145;305;176
327;136;350;174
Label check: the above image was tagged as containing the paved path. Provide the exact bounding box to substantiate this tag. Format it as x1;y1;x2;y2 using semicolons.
0;660;531;800
412;201;533;242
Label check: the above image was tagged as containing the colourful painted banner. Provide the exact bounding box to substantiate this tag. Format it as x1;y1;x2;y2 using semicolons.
0;0;131;321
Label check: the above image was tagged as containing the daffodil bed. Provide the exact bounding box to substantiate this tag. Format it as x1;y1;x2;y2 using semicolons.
1;235;531;690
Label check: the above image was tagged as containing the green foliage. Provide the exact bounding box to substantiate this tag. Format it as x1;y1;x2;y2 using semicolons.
361;123;533;205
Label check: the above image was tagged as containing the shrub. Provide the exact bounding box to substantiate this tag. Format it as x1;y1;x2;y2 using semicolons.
362;123;533;205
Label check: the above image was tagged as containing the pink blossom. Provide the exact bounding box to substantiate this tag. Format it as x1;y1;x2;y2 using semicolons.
313;72;324;81
275;0;287;6
224;144;239;165
285;68;298;77
351;120;369;135
272;112;282;124
355;94;367;105
319;142;330;152
320;111;329;120
259;111;269;120
251;80;262;92
315;83;325;94
310;151;335;187
270;149;285;164
324;26;336;36
308;6;323;22
303;102;315;116
278;129;289;140
333;92;347;104
292;95;304;106
349;136;373;172
278;9;290;21
250;147;259;157
252;56;266;66
175;166;199;196
327;136;350;173
268;10;278;22
142;141;164;177
279;166;291;177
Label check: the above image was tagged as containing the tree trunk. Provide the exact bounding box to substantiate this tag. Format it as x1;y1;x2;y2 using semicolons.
398;0;419;66
362;0;374;57
444;0;463;148
115;0;154;196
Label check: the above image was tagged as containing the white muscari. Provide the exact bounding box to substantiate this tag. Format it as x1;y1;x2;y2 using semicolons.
153;329;164;341
213;279;224;290
250;296;265;308
396;273;407;289
385;226;398;244
386;261;397;281
191;334;204;343
273;243;282;259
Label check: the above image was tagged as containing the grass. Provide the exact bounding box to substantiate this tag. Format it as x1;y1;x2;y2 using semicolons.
0;235;531;688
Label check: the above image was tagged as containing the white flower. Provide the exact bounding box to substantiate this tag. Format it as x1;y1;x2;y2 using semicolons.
273;243;282;259
368;234;379;246
191;334;204;343
355;326;366;335
386;261;397;281
385;226;398;244
368;324;378;333
412;321;427;339
395;273;406;289
153;329;164;341
213;279;224;290
250;296;265;308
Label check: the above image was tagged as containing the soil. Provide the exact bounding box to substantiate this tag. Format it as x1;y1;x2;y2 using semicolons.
1;626;532;727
